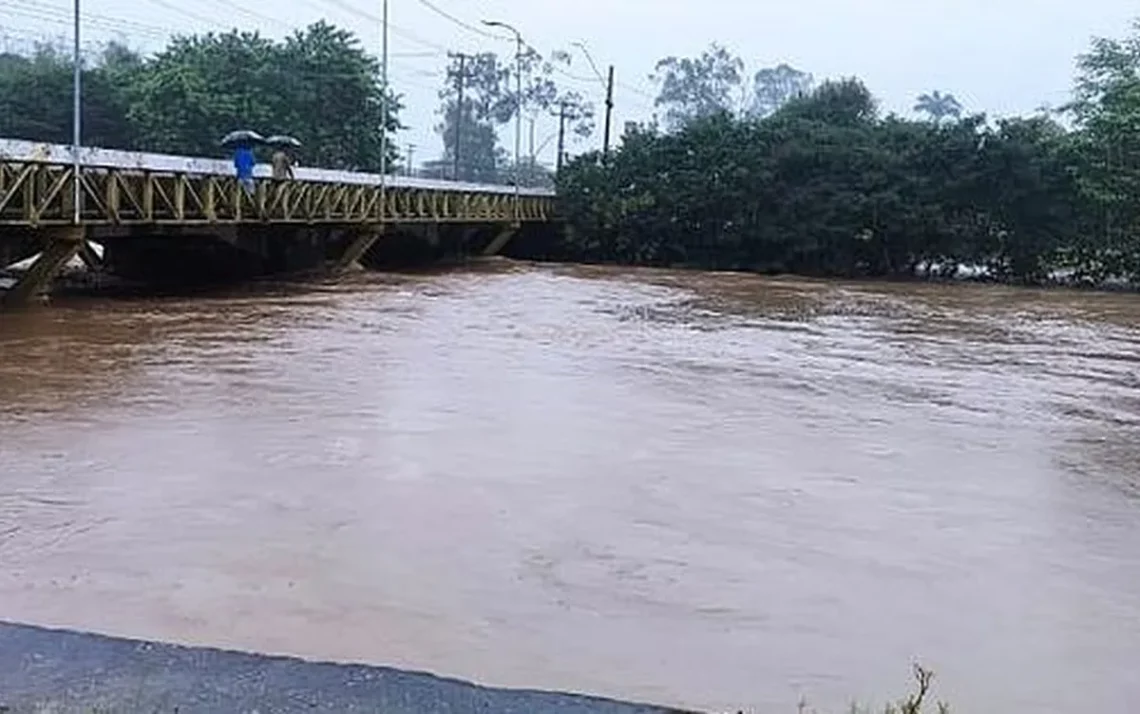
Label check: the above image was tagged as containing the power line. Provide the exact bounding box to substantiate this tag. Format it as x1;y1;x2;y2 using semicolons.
195;0;295;32
0;1;176;39
314;0;451;54
551;64;600;86
139;0;230;29
617;79;657;102
0;1;445;76
414;0;508;42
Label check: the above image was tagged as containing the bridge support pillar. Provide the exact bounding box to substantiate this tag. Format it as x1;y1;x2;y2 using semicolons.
1;226;85;308
482;224;518;256
334;226;385;272
77;240;104;272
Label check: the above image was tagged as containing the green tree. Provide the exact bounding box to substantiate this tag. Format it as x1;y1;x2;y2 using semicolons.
273;22;402;171
434;48;594;181
436;52;509;181
0;41;139;149
503;157;556;189
779;78;877;125
526;50;596;141
126;30;278;155
1065;19;1140;279
914;90;963;122
554;75;1095;284
127;22;401;170
974;116;1084;281
651;43;745;131
748;63;813;117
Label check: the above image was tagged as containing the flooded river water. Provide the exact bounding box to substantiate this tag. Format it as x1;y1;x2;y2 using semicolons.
1;262;1138;713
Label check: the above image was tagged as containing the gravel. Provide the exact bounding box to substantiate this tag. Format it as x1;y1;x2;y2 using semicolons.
0;622;694;714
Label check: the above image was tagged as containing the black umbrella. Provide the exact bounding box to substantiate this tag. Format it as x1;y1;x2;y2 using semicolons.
265;135;302;149
220;129;265;147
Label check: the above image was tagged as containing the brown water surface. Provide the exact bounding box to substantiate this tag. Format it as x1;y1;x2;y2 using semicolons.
1;263;1139;712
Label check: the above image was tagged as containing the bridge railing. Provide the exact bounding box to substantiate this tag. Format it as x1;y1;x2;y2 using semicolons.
0;139;555;227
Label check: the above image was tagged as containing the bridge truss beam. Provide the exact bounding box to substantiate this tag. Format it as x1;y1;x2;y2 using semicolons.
0;162;554;227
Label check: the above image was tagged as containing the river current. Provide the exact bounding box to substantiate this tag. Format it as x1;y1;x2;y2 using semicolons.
1;262;1138;712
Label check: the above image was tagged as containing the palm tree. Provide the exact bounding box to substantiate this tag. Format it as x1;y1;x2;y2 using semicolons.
914;90;963;123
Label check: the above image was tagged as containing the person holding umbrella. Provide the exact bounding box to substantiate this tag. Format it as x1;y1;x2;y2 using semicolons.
266;135;302;180
221;129;264;194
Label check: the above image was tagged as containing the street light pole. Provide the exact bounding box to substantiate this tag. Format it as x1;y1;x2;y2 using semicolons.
379;0;389;217
483;19;523;223
72;0;81;223
515;38;521;207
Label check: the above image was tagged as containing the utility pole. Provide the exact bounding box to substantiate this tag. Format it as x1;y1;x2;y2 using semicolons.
528;115;536;173
406;143;416;175
553;101;581;174
482;19;523;221
572;43;615;157
603;65;614;156
556;103;567;174
449;52;470;181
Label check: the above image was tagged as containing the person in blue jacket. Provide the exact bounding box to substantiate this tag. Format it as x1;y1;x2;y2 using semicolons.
233;144;256;193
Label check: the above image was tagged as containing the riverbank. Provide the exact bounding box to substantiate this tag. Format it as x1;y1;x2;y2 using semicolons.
0;622;690;714
504;240;1140;295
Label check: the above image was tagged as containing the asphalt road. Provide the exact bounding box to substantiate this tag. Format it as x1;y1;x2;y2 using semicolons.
0;622;694;714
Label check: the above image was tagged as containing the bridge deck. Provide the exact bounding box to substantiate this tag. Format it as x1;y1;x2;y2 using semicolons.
0;139;555;227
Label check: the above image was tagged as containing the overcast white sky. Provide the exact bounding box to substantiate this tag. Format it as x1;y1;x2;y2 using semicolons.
2;0;1138;166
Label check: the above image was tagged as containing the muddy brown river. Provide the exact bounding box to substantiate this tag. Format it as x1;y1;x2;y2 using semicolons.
1;262;1138;713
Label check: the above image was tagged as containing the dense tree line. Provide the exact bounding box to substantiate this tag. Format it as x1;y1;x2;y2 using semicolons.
0;22;401;171
553;25;1140;287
